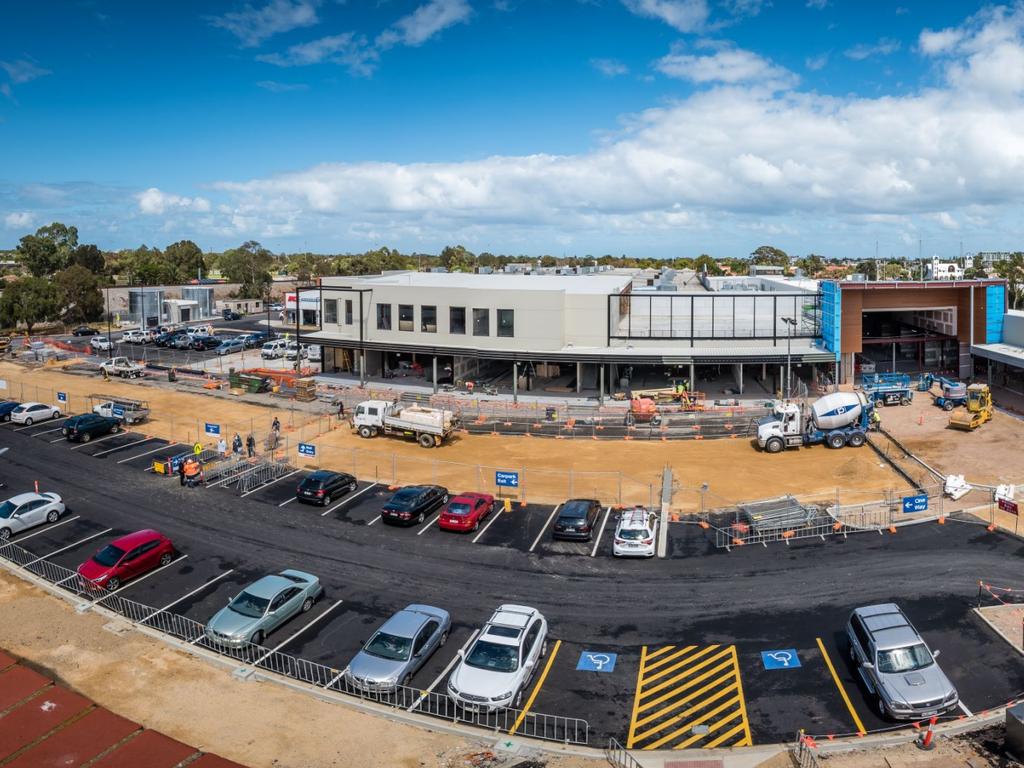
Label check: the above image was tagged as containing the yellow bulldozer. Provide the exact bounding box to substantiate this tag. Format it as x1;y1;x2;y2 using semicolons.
948;383;993;431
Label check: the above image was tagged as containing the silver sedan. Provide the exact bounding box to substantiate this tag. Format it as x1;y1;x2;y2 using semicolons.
0;492;66;540
344;604;451;693
204;569;323;648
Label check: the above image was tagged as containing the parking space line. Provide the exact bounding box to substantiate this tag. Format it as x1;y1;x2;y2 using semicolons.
590;507;612;557
366;515;381;526
319;482;379;516
416;510;444;535
509;639;562;735
471;504;504;543
14;421;59;432
253;599;345;664
93;437;158;457
10;515;80;542
407;629;480;712
69;433;124;450
277;496;298;507
626;646;648;749
29;426;65;437
816;637;866;735
49;436;68;444
117;444;174;464
140;569;235;624
24;528;113;566
241;469;301;498
528;504;561;553
89;554;188;602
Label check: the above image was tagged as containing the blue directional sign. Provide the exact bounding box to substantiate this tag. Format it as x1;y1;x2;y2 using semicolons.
902;494;929;514
495;471;519;488
204;422;221;436
576;651;617;673
56;391;67;403
112;404;125;418
761;649;801;670
298;442;316;457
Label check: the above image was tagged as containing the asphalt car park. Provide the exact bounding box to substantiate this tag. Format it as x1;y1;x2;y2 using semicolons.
0;425;1021;749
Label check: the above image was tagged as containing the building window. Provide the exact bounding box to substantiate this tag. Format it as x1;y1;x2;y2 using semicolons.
421;305;437;333
345;299;353;325
473;308;489;336
497;309;514;337
450;307;466;335
376;303;391;331
324;299;338;324
399;304;414;331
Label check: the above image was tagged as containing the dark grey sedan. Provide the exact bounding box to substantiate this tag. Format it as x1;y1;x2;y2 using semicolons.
343;604;451;693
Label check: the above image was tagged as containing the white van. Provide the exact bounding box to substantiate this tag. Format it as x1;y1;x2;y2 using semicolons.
307;345;322;362
261;340;287;359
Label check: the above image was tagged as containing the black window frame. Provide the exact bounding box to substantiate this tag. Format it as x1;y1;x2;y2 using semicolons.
323;299;338;324
450;306;466;335
497;308;514;338
344;299;353;325
399;304;414;332
472;308;489;337
376;303;392;331
421;305;437;333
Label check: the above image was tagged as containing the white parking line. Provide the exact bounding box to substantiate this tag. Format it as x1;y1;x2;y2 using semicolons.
90;554;188;602
117;443;174;464
528;504;562;553
240;469;301;498
49;436;69;444
13;420;59;432
366;514;381;526
277;496;298;507
253;599;345;663
959;700;974;717
24;528;112;567
69;432;125;450
471;504;504;543
416;510;444;536
590;507;612;558
140;569;235;624
93;436;159;457
407;629;480;712
29;426;65;437
11;515;80;542
320;482;378;516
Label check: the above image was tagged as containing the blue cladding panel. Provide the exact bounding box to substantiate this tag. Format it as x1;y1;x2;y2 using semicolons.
820;281;841;360
986;285;1005;343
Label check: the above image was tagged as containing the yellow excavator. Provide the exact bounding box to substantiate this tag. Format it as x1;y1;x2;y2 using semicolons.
949;383;993;431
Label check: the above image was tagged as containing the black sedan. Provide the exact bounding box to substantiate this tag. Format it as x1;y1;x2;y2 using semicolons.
190;335;222;351
71;326;99;336
295;470;358;506
381;485;449;526
61;413;121;443
552;498;602;541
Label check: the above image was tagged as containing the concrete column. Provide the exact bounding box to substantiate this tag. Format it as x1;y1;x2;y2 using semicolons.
689;362;695;391
513;362;518;404
432;356;438;394
762;363;767;381
732;363;744;394
599;365;605;404
359;351;366;386
779;365;784;398
576;361;582;393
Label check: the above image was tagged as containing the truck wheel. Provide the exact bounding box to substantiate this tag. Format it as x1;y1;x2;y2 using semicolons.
943;401;954;412
827;432;846;449
651;415;663;427
900;397;910;406
358;426;373;439
120;371;128;378
418;433;434;448
765;437;784;454
847;431;866;448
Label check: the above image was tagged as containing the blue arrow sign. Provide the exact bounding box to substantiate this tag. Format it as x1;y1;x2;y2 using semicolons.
495;471;519;488
56;392;67;403
761;649;801;670
902;494;929;514
204;422;221;436
298;442;316;457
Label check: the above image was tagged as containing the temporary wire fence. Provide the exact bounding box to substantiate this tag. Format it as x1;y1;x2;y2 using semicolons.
792;732;822;768
604;737;645;768
0;538;590;746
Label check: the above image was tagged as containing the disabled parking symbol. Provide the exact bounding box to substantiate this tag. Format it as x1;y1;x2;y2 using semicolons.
576;651;617;673
761;649;801;670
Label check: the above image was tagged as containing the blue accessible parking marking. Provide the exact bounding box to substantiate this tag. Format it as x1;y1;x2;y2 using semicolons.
760;649;801;670
576;651;617;673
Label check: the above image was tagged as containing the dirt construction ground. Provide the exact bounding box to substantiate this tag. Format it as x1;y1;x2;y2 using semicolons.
0;362;906;510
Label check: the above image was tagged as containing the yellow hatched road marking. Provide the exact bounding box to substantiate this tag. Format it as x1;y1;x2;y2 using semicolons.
816;637;866;735
509;639;562;736
731;646;753;747
649;692;742;750
632;682;739;743
639;648;734;702
625;645;648;749
642;645;697;675
704;719;750;749
643;644;676;662
634;664;737;728
642;644;721;686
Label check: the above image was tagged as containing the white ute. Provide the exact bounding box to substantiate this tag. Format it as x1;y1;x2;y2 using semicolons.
352;400;458;448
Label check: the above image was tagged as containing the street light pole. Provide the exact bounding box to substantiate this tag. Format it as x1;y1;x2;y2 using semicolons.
782;317;796;400
105;286;113;360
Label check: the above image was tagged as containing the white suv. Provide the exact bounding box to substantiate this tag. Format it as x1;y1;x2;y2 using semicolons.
613;507;658;557
447;605;548;711
120;329;148;344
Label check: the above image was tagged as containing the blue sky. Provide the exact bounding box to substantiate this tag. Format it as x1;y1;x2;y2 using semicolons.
2;1;1023;259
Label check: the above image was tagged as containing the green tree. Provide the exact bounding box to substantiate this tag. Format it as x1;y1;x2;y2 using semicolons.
996;253;1024;309
220;240;274;298
963;253;986;280
0;276;61;334
54;265;104;324
796;253;825;276
750;245;790;267
693;254;722;275
439;244;476;272
15;222;79;277
164;240;206;283
121;245;174;285
69;243;105;275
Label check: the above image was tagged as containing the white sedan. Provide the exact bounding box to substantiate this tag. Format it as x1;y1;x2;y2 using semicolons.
10;402;62;425
90;336;113;352
0;492;65;540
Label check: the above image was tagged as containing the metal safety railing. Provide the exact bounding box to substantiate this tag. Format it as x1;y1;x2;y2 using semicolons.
0;538;590;746
792;732;822;768
236;460;294;495
605;737;644;768
202;457;253;485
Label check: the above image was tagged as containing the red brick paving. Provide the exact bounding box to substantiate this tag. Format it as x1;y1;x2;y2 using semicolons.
0;665;51;710
189;753;251;768
0;649;15;670
0;687;92;761
6;707;139;768
89;730;197;768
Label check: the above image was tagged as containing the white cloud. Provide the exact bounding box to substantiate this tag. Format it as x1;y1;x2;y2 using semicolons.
931;211;959;230
591;58;629;76
656;43;797;87
845;38;901;60
919;27;963;55
257;32;378;75
256;79;310;92
805;52;829;71
0;59;51;84
376;0;472;49
209;0;320;48
621;0;709;33
3;212;33;229
137;188;211;215
805;0;828;8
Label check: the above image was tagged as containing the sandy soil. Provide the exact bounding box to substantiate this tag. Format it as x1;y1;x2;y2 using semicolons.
881;387;1024;486
815;726;1019;767
977;604;1024;654
0;569;597;768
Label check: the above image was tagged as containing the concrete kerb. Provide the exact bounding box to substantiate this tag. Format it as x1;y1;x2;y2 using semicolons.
657;466;671;559
973;606;1024;658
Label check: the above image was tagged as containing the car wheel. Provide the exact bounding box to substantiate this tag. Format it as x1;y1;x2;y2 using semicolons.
0;528;10;541
52;409;60;418
472;520;479;532
2;414;8;422
441;494;449;504
348;482;357;493
417;512;425;524
159;552;172;566
541;640;549;657
61;427;68;436
439;630;448;647
301;597;314;612
252;630;265;646
848;641;856;663
322;494;331;506
46;510;59;523
24;417;32;426
112;424;121;434
877;696;887;717
81;432;92;442
513;689;524;708
106;577;120;591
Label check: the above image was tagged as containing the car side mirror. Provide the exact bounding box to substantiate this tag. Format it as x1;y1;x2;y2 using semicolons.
862;661;874;670
457;649;465;659
228;595;235;603
932;649;941;658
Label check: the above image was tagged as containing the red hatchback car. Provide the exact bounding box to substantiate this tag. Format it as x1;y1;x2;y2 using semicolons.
438;493;495;533
77;529;175;591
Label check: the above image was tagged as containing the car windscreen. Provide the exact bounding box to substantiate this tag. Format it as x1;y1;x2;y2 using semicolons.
387;490;420;509
363;631;413;661
446;502;471;516
229;590;269;619
92;544;125;567
876;643;934;673
559;503;590;519
0;501;16;519
299;477;324;489
617;528;650;540
465;639;519;673
756;414;778;426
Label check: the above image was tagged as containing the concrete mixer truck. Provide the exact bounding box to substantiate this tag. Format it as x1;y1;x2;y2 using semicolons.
756;391;875;453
